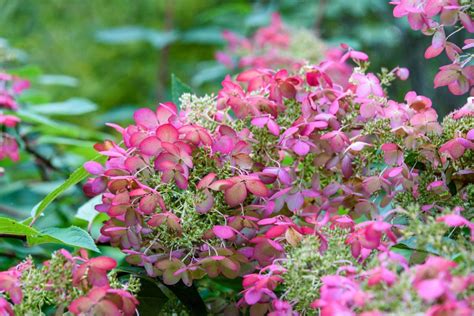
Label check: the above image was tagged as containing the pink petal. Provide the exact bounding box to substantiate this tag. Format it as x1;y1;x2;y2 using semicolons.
213;225;235;239
139;136;161;156
197;173;217;189
250;116;269;128
134;108;158;129
196;190;214;214
287;192;304;212
293;140;310;156
416;279;444;301
244;289;262;305
139;195;159;214
156;124;179;142
225;181;247;207
84;161;104;175
434;68;459;88
245;179;268;197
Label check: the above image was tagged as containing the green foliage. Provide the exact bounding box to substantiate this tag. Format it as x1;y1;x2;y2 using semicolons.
171;74;192;108
0;217;99;252
30;156;105;221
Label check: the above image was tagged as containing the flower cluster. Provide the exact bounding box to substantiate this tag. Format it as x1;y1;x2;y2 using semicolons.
84;101;267;285
390;0;474;95
0;249;139;315
86;34;473;313
312;254;473;315
239;203;474;315
0;72;28;169
216;13;327;71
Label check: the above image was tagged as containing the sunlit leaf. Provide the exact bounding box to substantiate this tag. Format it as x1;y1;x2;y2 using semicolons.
171;74;192;108
31;98;97;116
95;26;178;49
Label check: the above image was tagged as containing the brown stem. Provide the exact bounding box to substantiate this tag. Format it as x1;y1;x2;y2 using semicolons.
314;0;326;37
0;204;20;218
21;135;68;180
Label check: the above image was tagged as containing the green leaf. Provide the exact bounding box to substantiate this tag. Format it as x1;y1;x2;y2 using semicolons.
191;63;228;86
31;155;106;220
8;65;42;79
76;195;101;223
38;74;79;87
15;109;109;140
171;74;192;108
31;98;97;116
135;278;170;315
30;226;100;252
181;27;225;44
0;217;39;236
37;136;96;148
0;217;99;252
95;26;178;49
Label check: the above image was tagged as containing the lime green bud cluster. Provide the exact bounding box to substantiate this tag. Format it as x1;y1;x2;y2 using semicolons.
287;28;326;65
281;228;358;315
277;99;302;128
399;205;473;275
13;255;80;315
179;93;219;131
146;148;233;251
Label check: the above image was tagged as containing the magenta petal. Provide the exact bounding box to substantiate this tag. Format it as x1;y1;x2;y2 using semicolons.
434;68;459;88
250;116;269;128
437;214;468;227
134;108;158;129
244;289;263;305
213;135;234;154
293;140;310;156
213;225;235;239
287;192;304;212
84;161;104;175
387;167;403;178
267;119;280;136
416;279;444;301
424;45;444;59
96;300;121;316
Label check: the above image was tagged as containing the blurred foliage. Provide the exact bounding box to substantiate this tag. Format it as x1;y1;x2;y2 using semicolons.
0;0;468;291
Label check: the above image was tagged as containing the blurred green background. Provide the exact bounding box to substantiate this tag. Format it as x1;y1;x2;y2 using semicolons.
1;0;466;117
0;0;467;268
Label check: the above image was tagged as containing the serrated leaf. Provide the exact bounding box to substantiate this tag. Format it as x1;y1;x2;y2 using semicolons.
171;74;192;108
0;217;99;252
31;98;97;116
31;155;106;220
0;217;39;236
15;109;109;140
